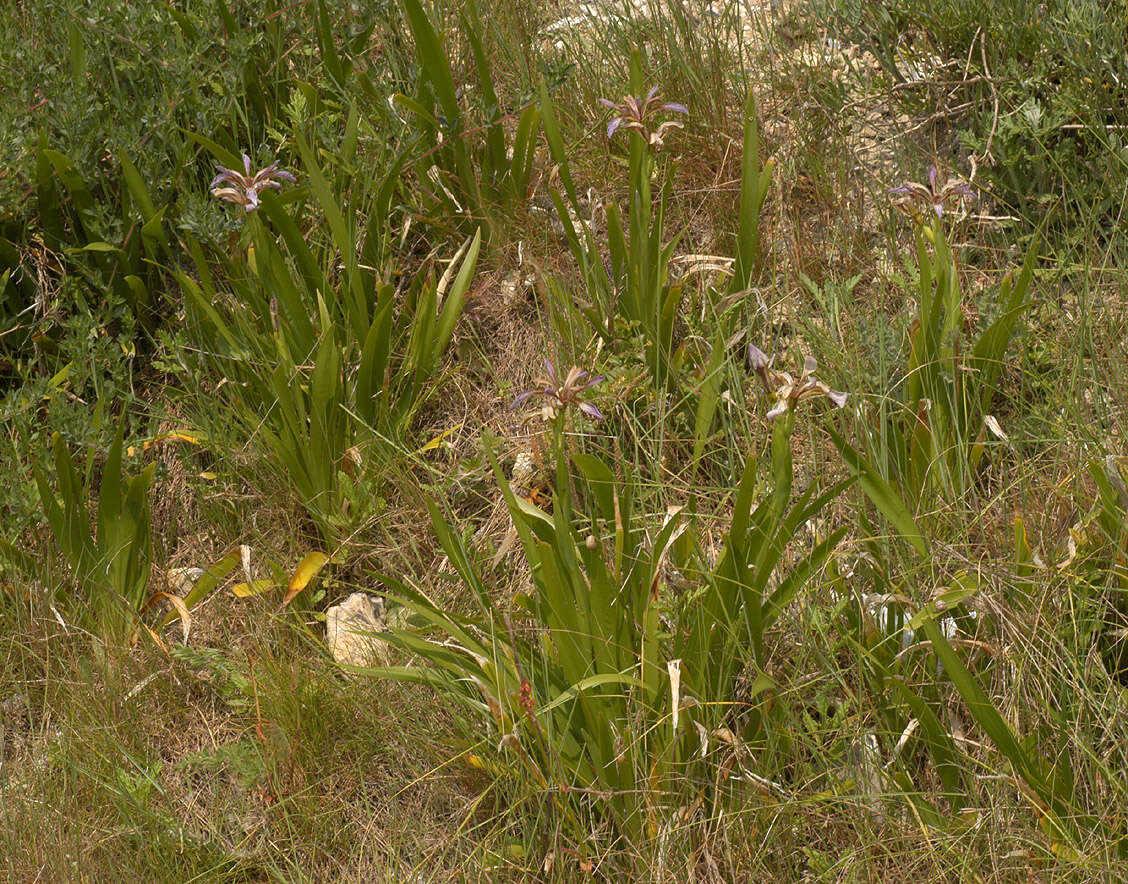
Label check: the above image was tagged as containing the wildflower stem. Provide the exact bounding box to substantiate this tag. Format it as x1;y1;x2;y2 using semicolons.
770;414;794;520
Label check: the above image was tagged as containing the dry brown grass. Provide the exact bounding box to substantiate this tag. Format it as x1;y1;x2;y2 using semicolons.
6;0;1128;880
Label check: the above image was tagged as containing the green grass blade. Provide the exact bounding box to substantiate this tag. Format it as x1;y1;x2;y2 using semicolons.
461;0;506;175
762;527;846;629
731;87;772;292
181;128;243;170
920;618;1076;837
161;548;242;629
434;229;481;357
314;0;347;87
96;423;127;558
400;0;460;126
830;427;927;556
294;133;355;288
892;677;964;803
537;78;579;205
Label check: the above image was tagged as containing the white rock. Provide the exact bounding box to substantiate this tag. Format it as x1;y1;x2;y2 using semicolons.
325;592;390;668
511;450;545;498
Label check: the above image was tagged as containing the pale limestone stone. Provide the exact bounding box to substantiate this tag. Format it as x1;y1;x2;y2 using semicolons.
326;592;390;668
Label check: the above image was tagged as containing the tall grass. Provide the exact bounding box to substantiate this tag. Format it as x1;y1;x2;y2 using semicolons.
4;0;1128;878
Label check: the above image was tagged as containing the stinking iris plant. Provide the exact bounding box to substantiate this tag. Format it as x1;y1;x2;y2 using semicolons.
510;360;605;422
888;165;976;224
748;343;847;420
210;154;297;212
598;86;688;148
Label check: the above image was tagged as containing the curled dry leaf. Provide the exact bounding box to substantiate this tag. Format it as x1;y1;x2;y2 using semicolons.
284;551;330;606
125;430;203;457
232;579;277;598
668;658;682;733
142;590;192;643
984;414;1009;442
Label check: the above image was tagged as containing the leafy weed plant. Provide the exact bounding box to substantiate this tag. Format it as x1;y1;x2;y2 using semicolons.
33;419;155;641
362;394;849;863
854;209;1037;511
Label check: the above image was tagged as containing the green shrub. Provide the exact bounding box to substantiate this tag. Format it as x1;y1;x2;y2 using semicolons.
818;0;1128;232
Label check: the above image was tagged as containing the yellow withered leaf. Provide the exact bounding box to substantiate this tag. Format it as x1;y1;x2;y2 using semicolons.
231;578;278;598
126;431;204;457
283;551;330;606
416;423;463;455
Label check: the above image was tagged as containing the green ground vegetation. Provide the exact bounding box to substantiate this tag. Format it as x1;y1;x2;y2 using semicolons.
2;0;1127;879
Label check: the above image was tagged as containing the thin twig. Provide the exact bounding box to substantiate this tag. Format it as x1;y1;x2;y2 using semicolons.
971;30;1000;183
